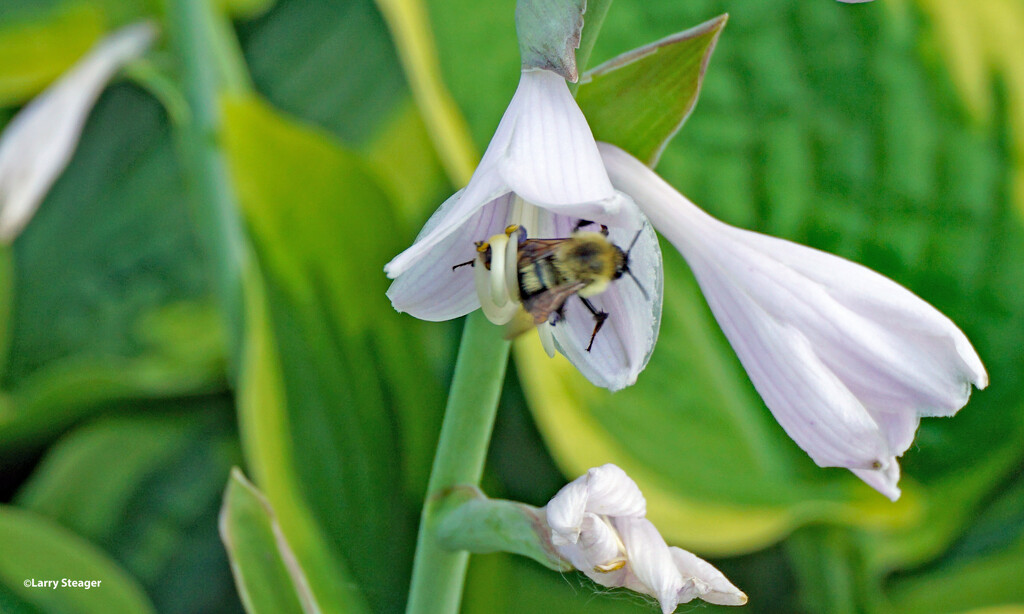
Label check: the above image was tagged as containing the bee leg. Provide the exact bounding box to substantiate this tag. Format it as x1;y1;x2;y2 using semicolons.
578;297;609;352
548;304;566;325
573;219;598;232
572;219;609;237
451;259;475;270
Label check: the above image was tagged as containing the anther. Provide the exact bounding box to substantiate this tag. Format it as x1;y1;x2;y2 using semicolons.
593;559;627;573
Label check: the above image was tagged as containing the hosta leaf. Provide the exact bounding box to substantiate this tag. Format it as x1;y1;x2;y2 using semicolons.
887;540;1024;614
239;0;453;240
224;95;446;612
0;4;106;106
14;405;243;614
0;302;225;451
236;273;371;614
0;505;155;614
576;14;727;167
237;0;407;146
0;0;272;102
1;83;216;421
220;469;310;614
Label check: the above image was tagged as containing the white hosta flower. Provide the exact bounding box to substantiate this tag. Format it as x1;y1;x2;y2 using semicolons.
545;464;747;612
385;69;662;391
599;143;988;500
0;22;157;242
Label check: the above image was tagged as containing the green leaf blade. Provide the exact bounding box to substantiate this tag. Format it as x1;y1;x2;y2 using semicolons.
576;14;727;166
0;506;156;614
220;469;312;614
223;95;444;613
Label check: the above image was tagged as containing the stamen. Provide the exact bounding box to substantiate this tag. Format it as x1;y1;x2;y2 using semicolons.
593;559;627;573
487;233;511;307
475;250;519;324
475;231;520;325
503;226;521;301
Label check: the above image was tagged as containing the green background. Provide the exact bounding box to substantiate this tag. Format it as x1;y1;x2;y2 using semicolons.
0;0;1022;612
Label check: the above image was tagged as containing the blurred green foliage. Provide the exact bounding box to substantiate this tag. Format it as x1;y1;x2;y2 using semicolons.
0;0;1022;613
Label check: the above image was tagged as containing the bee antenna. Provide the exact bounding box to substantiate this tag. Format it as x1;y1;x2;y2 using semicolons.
625;227;643;256
624;268;649;301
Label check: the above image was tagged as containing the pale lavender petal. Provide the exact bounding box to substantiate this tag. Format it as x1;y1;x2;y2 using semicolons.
600;144;984;416
384;168;508;278
873;408;921;456
688;249;890;468
546;463;646;545
556;513;623;572
499;70;617;216
851;459;901;501
732;226;988;407
546;472;591;545
614;517;683;614
579;464;646;517
0;22;156;241
548;211;663;391
670;547;747;606
386;194;512;321
600;142;987;497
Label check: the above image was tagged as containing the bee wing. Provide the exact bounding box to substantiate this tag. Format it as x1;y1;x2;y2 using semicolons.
517;239;566;264
524;281;587;324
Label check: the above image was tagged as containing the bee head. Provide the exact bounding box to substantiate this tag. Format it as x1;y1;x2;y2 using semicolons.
612;247;628;280
616;228;649;300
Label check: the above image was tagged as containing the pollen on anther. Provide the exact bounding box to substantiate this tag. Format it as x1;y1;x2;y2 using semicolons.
593;559;627;573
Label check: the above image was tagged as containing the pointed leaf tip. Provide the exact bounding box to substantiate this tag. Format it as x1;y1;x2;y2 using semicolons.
577;14;729;166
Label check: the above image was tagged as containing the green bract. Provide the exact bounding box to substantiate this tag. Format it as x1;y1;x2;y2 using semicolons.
576;14;727;167
515;0;586;82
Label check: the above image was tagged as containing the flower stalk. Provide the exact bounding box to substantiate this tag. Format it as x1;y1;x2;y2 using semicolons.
405;311;511;614
166;0;251;376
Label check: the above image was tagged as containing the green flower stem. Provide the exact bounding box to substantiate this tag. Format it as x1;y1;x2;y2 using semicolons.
406;311;511;614
166;0;250;378
435;490;571;573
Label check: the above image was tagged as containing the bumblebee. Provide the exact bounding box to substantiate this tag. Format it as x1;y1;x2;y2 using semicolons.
455;220;646;352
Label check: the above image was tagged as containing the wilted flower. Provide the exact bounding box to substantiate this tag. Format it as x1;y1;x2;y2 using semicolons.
598;143;988;500
385;68;662;391
545;464;747;612
0;22;156;242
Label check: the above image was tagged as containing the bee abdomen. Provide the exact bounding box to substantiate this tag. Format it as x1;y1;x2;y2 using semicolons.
518;257;562;298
